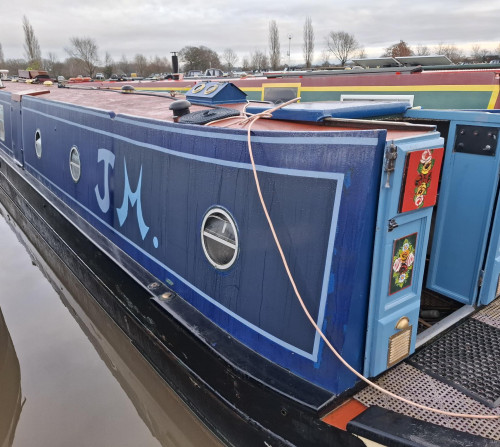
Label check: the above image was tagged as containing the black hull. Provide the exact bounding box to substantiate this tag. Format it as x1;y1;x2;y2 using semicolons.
0;154;363;446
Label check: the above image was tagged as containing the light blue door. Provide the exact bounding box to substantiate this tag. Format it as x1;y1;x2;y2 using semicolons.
427;122;500;305
364;133;443;377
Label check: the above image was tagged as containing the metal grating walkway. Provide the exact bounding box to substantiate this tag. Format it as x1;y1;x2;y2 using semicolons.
408;318;500;407
355;297;500;441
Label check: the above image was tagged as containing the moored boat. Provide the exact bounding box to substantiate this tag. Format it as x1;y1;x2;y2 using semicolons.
95;57;500;110
0;80;500;446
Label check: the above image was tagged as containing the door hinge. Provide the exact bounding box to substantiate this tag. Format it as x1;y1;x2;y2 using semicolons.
384;143;398;188
479;270;484;287
388;218;399;232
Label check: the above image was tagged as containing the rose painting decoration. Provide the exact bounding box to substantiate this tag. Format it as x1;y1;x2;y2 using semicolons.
399;148;444;213
413;150;434;208
389;233;417;295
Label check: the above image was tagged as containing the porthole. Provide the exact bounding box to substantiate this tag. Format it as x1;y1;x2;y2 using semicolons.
192;83;206;94
201;208;239;270
204;84;219;95
35;129;42;158
69;145;81;182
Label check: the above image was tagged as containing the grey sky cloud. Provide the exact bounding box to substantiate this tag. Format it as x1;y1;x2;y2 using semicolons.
2;0;499;65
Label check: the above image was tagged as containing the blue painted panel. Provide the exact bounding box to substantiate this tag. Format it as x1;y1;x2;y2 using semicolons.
427;123;500;304
19;95;387;393
405;108;500;306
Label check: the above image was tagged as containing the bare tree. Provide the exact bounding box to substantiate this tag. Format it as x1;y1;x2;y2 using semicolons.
42;52;57;72
471;44;489;63
241;57;250;71
415;44;430;56
103;52;114;78
3;58;28;76
148;55;172;75
355;48;367;59
222;48;238;72
44;53;65;77
22;16;42;68
250;50;268;72
434;43;464;64
65;57;85;78
327;31;358;66
0;43;4;64
117;55;132;75
134;54;148;76
303;17;314;68
268;21;280;70
65;37;99;77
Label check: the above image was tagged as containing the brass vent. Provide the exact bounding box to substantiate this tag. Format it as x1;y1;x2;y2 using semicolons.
387;326;412;368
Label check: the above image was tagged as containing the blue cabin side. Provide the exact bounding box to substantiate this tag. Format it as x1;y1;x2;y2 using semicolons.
0;90;446;397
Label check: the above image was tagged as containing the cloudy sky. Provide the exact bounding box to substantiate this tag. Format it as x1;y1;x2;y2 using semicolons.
2;0;500;65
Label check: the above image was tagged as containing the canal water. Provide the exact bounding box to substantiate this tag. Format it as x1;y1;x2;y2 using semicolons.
0;212;221;447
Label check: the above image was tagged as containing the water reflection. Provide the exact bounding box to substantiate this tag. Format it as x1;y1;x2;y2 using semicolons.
0;212;220;447
0;308;23;447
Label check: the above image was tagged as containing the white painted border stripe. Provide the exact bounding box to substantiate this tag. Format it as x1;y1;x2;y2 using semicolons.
20;102;353;360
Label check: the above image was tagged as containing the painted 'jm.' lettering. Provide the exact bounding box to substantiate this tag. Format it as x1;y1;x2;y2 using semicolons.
95;148;115;213
116;158;150;240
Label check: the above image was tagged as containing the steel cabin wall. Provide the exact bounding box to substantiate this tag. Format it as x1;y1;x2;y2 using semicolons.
18;94;387;395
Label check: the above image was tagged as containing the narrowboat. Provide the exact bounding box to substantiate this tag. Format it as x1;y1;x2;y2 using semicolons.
100;56;500;110
0;79;500;446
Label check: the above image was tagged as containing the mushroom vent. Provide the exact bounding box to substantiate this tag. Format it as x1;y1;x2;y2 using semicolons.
169;100;192;120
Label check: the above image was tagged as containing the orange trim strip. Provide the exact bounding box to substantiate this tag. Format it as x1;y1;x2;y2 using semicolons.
322;399;368;431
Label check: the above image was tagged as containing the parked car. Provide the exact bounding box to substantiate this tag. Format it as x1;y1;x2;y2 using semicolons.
95;73;105;80
109;74;127;81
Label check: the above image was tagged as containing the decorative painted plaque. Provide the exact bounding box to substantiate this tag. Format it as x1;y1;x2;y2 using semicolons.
399;148;444;213
390;233;417;295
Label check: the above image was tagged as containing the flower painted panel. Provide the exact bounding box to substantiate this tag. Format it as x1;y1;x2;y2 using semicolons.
399;148;444;213
389;233;417;295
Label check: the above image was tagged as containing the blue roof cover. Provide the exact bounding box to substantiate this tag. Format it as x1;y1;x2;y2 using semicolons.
245;101;411;122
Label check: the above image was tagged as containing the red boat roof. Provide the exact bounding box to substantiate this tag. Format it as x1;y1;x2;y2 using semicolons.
0;82;435;139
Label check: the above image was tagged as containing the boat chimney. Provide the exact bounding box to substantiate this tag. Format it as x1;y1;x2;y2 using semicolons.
171;52;179;80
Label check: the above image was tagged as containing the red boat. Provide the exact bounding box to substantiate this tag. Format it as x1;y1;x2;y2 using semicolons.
96;58;500;110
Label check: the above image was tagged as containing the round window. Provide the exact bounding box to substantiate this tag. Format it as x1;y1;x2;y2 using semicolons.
69;145;81;182
35;129;42;158
204;85;219;95
201;208;239;270
192;83;206;94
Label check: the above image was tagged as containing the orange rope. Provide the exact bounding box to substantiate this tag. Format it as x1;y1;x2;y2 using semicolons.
244;105;500;420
